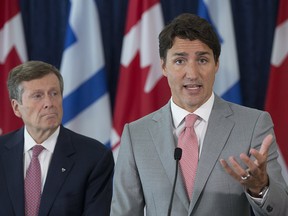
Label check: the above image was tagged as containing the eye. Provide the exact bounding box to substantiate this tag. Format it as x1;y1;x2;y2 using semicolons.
32;93;43;99
175;59;185;65
198;58;208;64
51;91;59;97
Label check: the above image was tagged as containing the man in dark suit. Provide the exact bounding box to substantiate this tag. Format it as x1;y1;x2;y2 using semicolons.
110;14;288;215
0;60;114;216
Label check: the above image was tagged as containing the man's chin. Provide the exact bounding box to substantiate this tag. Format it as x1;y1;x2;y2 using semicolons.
44;121;60;130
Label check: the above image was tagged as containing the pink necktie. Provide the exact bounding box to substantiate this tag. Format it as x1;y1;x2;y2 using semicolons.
25;145;44;216
178;114;199;201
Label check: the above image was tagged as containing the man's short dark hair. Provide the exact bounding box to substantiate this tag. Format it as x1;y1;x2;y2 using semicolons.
159;13;221;64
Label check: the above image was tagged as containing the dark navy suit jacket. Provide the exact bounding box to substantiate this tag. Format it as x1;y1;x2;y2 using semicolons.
0;125;114;216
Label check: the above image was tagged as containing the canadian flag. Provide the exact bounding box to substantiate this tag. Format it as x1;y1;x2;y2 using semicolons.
111;0;170;159
0;0;27;135
265;0;288;182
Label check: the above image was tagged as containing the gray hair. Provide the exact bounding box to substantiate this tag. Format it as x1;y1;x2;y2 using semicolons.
7;60;64;103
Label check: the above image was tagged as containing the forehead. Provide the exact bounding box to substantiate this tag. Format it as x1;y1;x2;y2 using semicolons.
169;38;213;55
21;73;60;91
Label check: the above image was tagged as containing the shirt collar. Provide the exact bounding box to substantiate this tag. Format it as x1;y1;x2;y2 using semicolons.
171;92;215;128
24;126;60;153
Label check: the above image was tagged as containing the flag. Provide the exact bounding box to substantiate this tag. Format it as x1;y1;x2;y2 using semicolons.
111;0;170;159
198;0;242;104
60;0;112;146
0;0;27;135
265;0;288;183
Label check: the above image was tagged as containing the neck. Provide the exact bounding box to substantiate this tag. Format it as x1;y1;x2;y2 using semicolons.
27;126;58;144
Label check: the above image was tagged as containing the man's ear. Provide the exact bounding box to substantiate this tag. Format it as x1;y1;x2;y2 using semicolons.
11;99;22;118
215;59;220;74
161;59;167;77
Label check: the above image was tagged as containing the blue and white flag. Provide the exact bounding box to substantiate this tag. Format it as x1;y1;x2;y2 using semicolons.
198;0;242;104
60;0;112;147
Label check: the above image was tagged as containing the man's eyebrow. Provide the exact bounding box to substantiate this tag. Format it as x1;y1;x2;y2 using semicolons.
195;51;212;56
172;52;188;57
30;89;43;93
171;51;212;57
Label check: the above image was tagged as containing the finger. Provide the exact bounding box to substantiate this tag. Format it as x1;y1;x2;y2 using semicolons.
227;156;249;179
220;159;239;180
240;153;258;172
249;134;273;165
220;158;253;184
249;150;266;166
220;159;231;172
258;134;273;155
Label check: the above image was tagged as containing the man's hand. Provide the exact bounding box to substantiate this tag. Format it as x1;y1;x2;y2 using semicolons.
220;134;273;197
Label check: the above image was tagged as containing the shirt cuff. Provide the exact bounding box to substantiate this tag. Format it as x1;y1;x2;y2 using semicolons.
246;187;269;205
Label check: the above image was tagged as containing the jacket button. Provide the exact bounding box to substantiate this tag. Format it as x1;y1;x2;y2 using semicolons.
266;205;273;213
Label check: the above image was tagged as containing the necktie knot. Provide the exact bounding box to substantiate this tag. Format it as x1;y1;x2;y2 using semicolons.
32;145;44;158
185;114;198;128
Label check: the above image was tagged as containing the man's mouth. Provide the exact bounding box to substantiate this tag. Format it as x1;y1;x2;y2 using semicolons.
184;84;202;90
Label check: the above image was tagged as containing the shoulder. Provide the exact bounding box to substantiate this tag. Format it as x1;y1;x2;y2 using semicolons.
0;128;22;140
0;128;23;150
58;127;114;182
215;96;269;118
228;101;271;121
128;102;170;127
59;126;112;156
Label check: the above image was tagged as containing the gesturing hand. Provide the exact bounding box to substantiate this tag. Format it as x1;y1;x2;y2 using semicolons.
220;134;273;197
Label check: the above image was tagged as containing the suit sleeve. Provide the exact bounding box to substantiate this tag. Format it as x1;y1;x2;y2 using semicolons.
83;147;115;216
247;111;288;216
110;124;145;216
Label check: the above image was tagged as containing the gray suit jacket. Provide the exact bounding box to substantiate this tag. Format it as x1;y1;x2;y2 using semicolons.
111;96;288;216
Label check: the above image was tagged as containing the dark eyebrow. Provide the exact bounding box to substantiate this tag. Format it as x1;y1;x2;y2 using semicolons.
172;52;188;57
172;51;213;57
195;51;212;56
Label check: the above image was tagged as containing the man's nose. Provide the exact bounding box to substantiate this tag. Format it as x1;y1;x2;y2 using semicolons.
43;95;53;109
185;62;198;79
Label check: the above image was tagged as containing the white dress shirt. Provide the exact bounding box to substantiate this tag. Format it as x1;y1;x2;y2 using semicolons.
24;126;59;191
171;92;214;157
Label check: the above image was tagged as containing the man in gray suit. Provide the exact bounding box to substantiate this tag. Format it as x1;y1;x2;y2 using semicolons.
110;13;288;216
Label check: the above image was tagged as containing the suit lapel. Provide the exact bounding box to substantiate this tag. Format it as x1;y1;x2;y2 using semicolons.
38;126;75;216
189;96;235;213
149;103;190;210
2;129;25;216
